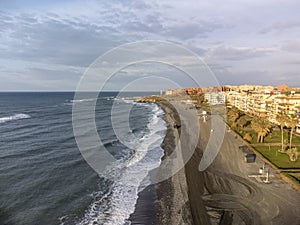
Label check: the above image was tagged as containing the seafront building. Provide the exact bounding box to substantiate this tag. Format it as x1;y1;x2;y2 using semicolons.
225;85;300;133
165;84;300;133
204;92;226;105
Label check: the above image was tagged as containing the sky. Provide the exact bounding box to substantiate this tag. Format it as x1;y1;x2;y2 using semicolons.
0;0;300;91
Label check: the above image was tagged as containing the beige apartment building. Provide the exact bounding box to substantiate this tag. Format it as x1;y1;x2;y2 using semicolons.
226;88;300;133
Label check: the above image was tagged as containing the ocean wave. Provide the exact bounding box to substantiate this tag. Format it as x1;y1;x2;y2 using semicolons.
75;105;166;225
70;98;97;103
0;114;31;123
63;102;73;106
113;97;136;105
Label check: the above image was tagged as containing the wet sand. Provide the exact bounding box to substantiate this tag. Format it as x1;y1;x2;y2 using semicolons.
129;184;158;225
130;101;300;225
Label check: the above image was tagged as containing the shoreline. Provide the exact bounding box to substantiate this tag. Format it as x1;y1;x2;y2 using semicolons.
129;101;193;225
155;101;193;225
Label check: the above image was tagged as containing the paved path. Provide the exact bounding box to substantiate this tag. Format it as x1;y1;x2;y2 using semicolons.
198;115;300;225
250;143;300;147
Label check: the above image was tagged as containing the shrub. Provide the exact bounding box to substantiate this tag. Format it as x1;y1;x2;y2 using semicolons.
244;133;252;142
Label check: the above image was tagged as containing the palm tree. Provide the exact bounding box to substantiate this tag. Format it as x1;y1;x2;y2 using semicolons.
287;114;299;150
231;121;238;130
228;107;240;122
251;118;272;143
237;116;248;129
276;111;288;152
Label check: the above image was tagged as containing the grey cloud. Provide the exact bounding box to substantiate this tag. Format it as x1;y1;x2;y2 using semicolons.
283;59;300;65
0;12;123;67
279;72;300;87
0;10;13;20
214;67;300;87
1;0;299;91
164;24;208;40
108;0;226;41
114;0;150;10
207;63;232;74
281;40;300;53
163;20;223;41
25;67;82;81
121;19;164;34
259;21;300;34
214;69;272;86
0;66;81;91
206;45;277;61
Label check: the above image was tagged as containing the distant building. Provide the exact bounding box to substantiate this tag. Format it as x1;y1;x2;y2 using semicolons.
165;88;203;96
276;84;289;93
205;92;226;105
184;88;203;95
165;88;186;95
165;89;173;95
295;106;300;134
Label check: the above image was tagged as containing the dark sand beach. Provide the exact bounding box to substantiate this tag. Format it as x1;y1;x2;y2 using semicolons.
130;100;300;225
130;101;193;225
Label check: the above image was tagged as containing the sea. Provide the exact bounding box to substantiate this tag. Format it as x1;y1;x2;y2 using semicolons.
0;92;166;225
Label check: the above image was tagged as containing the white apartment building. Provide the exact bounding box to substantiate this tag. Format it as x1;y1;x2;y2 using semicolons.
205;92;226;105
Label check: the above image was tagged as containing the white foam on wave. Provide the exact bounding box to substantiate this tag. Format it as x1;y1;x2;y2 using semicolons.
114;97;136;105
63;98;97;106
70;98;97;103
0;114;31;123
76;103;166;225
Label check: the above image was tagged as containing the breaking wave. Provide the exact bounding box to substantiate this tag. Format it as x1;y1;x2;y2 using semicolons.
0;114;31;123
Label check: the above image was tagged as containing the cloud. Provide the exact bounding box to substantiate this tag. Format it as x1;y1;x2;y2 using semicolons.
259;21;300;34
281;40;300;53
205;45;278;61
0;0;300;90
214;68;300;87
163;21;223;40
0;11;123;67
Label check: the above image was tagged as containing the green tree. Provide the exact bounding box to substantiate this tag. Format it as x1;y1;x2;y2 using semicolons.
287;114;299;150
251;118;272;143
276;111;288;152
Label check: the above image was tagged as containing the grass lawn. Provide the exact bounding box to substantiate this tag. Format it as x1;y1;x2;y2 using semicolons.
263;129;300;145
282;173;300;185
227;118;300;145
254;146;300;169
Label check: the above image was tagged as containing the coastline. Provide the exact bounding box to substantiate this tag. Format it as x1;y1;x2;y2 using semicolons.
130;97;300;225
129;101;194;225
155;101;193;225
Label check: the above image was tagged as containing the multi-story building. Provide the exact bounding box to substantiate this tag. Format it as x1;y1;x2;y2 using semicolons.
166;85;300;133
225;85;300;133
296;106;300;133
204;92;226;105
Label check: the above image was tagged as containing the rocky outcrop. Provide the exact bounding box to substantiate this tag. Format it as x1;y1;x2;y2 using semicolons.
135;96;167;103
